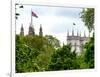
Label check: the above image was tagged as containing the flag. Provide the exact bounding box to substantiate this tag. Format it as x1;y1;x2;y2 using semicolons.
16;13;20;16
73;23;76;25
19;5;24;8
32;11;38;18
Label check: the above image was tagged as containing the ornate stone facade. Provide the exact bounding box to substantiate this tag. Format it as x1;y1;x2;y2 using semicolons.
67;30;88;55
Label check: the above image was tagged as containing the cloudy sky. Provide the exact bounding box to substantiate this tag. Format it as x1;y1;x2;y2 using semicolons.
16;4;89;45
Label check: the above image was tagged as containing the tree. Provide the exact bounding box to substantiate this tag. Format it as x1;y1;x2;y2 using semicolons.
47;44;80;71
16;34;59;72
45;35;60;48
83;33;94;68
80;8;94;33
16;35;40;72
80;8;94;68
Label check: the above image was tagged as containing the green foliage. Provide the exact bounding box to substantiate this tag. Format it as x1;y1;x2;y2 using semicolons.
77;53;88;69
80;8;94;69
80;8;94;32
16;34;59;72
77;33;94;69
47;44;80;71
84;33;94;68
16;35;40;72
45;35;60;48
16;33;94;72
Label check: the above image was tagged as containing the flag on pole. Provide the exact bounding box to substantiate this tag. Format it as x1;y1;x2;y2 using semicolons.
19;5;24;8
73;22;76;25
32;11;38;18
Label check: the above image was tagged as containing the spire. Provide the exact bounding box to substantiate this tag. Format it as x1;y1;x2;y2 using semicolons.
77;30;79;36
28;23;35;35
72;29;74;36
31;9;33;25
63;42;65;46
20;24;24;36
39;24;43;37
67;30;69;36
84;31;86;37
75;42;77;50
28;9;35;35
80;31;81;37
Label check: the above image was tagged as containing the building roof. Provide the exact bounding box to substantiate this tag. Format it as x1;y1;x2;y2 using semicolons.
67;35;88;41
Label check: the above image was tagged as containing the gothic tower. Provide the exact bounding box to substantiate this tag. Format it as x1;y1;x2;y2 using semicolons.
39;24;43;37
28;9;35;36
20;24;24;36
77;30;79;36
28;23;35;35
72;29;74;36
80;32;81;37
67;30;69;36
84;31;86;37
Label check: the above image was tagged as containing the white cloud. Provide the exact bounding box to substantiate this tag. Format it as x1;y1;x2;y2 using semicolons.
16;5;89;45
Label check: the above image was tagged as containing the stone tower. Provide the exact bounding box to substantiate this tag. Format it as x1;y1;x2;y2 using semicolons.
67;29;88;55
28;23;35;35
39;24;43;37
28;9;35;36
20;24;24;36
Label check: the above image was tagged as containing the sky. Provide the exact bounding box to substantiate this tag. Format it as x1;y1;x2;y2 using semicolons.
16;4;89;45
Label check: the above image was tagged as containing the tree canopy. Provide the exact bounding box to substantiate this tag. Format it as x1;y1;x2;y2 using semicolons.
16;34;94;72
80;8;94;32
16;34;60;72
47;44;80;71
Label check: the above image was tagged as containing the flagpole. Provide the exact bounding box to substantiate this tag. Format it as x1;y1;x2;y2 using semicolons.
31;9;32;25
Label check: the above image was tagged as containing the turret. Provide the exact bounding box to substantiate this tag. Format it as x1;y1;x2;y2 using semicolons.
28;23;35;35
39;24;43;37
20;24;24;36
72;29;74;36
67;30;69;36
84;31;86;37
80;31;81;37
77;30;79;36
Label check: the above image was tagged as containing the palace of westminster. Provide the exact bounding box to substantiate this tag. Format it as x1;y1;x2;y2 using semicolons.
20;23;89;54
